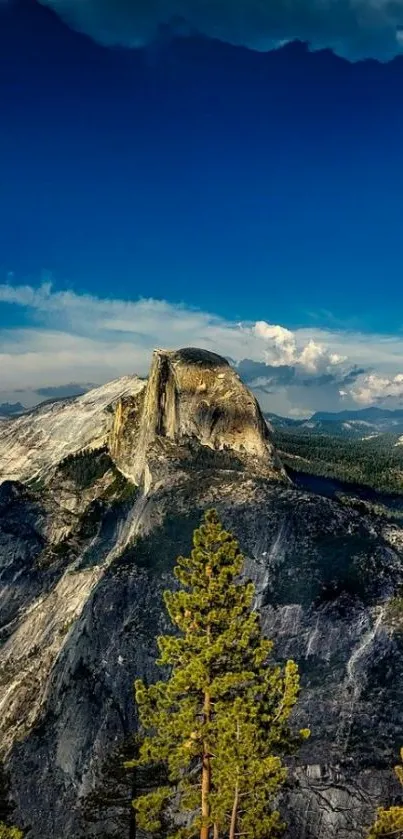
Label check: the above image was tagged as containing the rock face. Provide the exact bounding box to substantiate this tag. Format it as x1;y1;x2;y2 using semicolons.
110;347;286;488
1;348;403;839
0;376;146;484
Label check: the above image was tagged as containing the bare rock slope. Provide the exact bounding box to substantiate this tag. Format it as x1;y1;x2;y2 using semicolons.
1;348;403;839
0;376;146;485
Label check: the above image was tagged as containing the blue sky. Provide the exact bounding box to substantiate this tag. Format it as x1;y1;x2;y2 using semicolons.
1;0;403;415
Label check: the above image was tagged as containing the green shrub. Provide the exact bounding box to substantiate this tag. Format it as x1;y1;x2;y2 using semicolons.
58;447;113;489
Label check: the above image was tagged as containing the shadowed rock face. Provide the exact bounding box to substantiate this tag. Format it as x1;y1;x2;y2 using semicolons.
110;347;286;487
1;349;403;839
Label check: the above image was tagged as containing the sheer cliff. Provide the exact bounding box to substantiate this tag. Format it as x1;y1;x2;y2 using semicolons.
1;348;403;839
109;347;287;489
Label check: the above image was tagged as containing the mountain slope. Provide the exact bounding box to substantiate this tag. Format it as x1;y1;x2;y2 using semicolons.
0;376;146;484
1;348;403;839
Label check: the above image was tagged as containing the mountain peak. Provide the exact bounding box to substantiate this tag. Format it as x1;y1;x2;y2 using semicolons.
156;346;230;367
111;347;287;488
0;348;286;489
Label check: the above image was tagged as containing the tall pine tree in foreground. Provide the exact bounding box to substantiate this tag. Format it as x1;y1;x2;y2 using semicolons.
367;749;403;838
130;510;309;839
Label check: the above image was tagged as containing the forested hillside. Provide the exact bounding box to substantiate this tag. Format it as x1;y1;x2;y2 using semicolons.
272;427;403;495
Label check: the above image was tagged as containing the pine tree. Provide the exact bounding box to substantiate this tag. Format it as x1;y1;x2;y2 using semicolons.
367;748;403;838
0;827;23;839
79;734;168;839
130;509;309;839
79;735;138;839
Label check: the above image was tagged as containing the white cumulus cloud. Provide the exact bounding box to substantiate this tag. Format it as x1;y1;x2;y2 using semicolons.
348;373;403;404
2;280;403;414
38;0;403;60
252;321;346;373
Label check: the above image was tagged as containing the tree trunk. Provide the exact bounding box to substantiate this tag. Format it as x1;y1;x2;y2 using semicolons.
129;765;137;839
213;823;219;839
229;781;239;839
229;720;240;839
200;690;211;839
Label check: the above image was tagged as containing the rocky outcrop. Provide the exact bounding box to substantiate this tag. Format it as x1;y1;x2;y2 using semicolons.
1;349;403;839
0;376;146;484
110;347;286;488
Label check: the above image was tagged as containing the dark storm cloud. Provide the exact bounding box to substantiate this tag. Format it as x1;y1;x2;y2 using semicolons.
299;365;366;388
237;358;365;393
341;366;367;385
237;359;296;388
38;0;403;60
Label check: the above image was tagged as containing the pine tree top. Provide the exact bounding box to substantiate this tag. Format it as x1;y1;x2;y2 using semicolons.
133;509;308;839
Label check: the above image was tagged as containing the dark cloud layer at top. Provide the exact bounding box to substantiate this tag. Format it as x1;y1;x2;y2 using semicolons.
38;0;403;60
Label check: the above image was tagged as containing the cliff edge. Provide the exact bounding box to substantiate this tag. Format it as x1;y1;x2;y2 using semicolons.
110;347;287;487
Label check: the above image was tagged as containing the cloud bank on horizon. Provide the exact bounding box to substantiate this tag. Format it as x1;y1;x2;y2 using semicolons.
37;0;403;60
1;280;403;416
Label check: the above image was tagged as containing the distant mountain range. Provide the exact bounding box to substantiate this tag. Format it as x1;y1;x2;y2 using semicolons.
312;406;403;422
0;385;96;419
266;405;403;438
0;402;25;417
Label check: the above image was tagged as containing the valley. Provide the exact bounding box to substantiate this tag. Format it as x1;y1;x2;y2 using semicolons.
270;420;403;498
